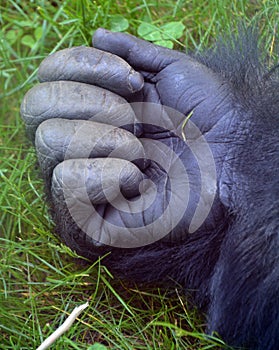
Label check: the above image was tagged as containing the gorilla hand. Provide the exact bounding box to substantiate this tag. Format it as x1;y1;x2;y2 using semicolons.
20;28;279;350
20;29;235;253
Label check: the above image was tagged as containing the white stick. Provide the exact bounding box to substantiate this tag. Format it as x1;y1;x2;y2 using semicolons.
36;302;89;350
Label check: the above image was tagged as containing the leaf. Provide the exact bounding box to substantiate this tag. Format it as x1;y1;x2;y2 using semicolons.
34;27;43;40
16;20;35;27
137;22;162;41
6;29;23;44
87;344;108;350
110;15;129;32
161;21;185;40
154;40;174;49
21;35;35;48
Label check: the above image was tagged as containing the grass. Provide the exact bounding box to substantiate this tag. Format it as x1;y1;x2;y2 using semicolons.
0;0;278;349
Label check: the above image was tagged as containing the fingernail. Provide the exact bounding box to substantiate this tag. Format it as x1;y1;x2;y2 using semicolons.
128;71;144;93
92;28;109;47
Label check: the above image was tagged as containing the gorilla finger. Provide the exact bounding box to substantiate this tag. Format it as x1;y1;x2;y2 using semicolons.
38;47;144;97
20;81;139;142
51;158;155;248
51;158;145;205
35;118;147;181
92;28;185;72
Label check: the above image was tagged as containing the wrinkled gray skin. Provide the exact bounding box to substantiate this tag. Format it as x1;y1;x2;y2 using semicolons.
20;28;279;350
20;28;237;246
